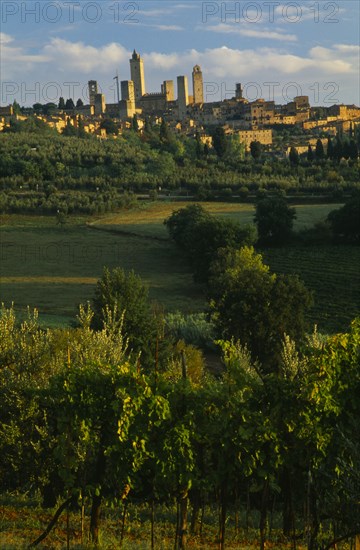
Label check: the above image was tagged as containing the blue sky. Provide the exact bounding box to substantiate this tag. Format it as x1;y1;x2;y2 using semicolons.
1;0;359;106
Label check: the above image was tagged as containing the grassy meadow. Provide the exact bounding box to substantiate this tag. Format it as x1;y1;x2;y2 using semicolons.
0;201;359;333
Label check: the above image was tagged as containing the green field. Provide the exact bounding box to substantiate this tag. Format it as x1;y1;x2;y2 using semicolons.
0;202;359;333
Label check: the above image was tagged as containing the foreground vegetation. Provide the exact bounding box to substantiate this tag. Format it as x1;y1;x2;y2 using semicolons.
0;300;359;550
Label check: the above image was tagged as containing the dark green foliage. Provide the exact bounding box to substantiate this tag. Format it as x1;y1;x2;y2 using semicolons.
65;98;75;110
165;205;256;283
254;196;296;244
164;204;211;249
132;114;139;132
76;98;84;108
212;126;227;158
315;138;325;160
195;131;203;159
92;267;155;361
159;119;171;142
327;136;334;159
333;136;343;162
12;100;21;114
33;103;43;114
62;119;77;137
307;144;314;162
349;139;359;160
289;146;299;166
58;97;65;109
209;246;313;372
327;196;360;243
100;119;119;136
250;140;262;160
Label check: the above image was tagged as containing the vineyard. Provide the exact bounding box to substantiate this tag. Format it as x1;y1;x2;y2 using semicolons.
262;245;360;333
0;304;359;550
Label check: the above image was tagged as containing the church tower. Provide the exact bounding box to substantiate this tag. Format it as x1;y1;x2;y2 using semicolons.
130;49;146;103
192;65;204;104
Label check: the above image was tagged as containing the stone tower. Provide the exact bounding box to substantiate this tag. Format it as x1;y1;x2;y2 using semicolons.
192;65;204;104
88;80;98;105
236;83;243;100
121;80;135;103
130;49;146;103
177;75;189;119
161;80;175;102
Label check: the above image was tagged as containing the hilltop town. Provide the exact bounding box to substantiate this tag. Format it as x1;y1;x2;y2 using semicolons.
1;49;359;156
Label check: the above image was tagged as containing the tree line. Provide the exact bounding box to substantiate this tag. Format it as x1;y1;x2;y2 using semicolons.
0;119;359;205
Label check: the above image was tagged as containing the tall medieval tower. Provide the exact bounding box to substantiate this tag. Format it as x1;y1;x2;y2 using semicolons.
88;80;98;106
192;65;204;104
130;50;146;103
177;75;189;119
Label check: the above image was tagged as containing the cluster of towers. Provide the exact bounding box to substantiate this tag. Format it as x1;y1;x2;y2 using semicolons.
88;50;205;119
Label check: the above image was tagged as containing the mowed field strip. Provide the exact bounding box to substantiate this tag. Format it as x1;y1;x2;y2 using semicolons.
0;202;359;332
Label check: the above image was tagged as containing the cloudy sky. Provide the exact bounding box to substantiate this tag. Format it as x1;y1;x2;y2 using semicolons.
1;0;359;106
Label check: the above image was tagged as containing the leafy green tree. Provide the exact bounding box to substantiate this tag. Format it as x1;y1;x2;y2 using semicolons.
62;119;77;136
58;97;65;109
132;113;139;131
212;126;228;158
76;98;84;107
209;246;313;372
165;204;256;283
315;138;325;160
250;140;262;160
164;204;211;250
307;144;314;162
43;103;57;115
333;136;343;162
195;131;203;159
289;146;299;166
159;118;171;142
100;118;119;136
349;139;359;160
327;195;360;243
65;98;75;110
12;100;21;114
327;136;334;159
92;267;156;363
33;103;43;114
343;139;351;160
254;196;296;244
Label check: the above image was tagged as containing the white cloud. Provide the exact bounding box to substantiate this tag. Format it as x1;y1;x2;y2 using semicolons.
1;38;358;105
0;33;50;79
154;24;183;31
334;44;360;54
42;38;129;73
0;32;14;44
202;23;297;41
